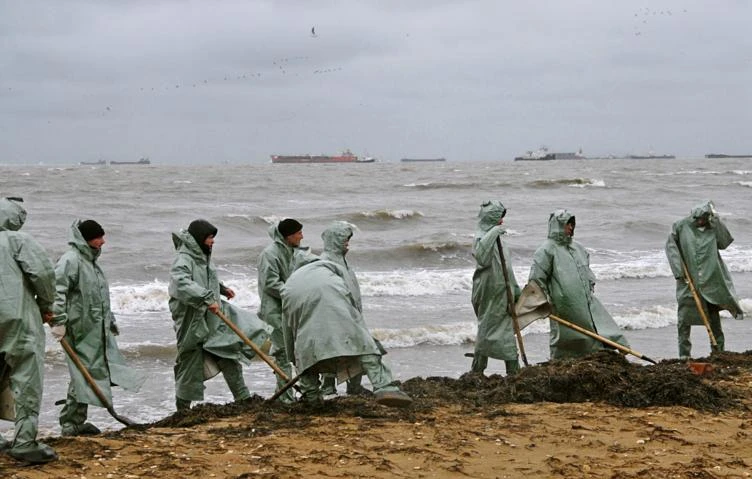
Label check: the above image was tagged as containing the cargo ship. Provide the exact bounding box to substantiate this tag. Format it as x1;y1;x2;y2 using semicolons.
626;154;675;160
514;147;584;161
79;159;106;166
705;153;752;158
271;149;367;164
111;157;151;165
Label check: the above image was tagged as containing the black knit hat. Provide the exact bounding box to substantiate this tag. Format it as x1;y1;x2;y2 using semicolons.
278;218;303;238
188;219;217;247
78;220;105;241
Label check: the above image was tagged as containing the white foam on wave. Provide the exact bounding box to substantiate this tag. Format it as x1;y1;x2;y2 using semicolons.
736;181;752;188
569;178;606;188
372;321;477;348
361;269;472;297
402;182;432;187
110;278;260;315
360;209;424;220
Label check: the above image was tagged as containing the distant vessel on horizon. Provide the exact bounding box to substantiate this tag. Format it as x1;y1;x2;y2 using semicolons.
111;157;151;165
514;147;584;161
79;159;106;166
705;153;752;159
271;149;372;164
400;158;446;162
626;153;675;160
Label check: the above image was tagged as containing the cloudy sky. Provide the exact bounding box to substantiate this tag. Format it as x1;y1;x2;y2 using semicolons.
1;0;750;164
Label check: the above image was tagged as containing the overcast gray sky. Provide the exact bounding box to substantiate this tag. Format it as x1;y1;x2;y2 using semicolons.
1;0;750;164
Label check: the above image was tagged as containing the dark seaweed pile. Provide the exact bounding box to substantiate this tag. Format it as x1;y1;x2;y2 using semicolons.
139;350;751;431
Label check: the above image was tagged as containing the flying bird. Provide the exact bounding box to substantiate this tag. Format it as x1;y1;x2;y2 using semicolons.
311;26;317;37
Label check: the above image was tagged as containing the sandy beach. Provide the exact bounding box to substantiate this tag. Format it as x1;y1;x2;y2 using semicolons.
3;351;752;478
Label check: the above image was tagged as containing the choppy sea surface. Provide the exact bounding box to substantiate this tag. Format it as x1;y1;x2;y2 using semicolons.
1;157;750;436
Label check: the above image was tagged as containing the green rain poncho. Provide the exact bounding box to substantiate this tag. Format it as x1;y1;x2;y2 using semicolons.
529;209;629;359
169;229;271;401
665;200;743;326
471;201;521;361
52;221;145;407
281;260;381;374
320;221;362;312
0;198;55;418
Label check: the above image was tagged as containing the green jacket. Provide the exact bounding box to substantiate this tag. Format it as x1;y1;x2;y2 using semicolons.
169;229;270;359
281;260;380;374
529;209;629;359
0;198;55;412
665;200;743;325
257;224;297;330
53;221;144;406
471;201;521;360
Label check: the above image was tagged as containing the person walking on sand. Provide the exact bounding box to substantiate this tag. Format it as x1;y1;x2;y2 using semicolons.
0;197;58;464
51;219;145;435
665;200;743;360
470;200;522;375
257;218;305;403
528;209;629;359
169;219;268;411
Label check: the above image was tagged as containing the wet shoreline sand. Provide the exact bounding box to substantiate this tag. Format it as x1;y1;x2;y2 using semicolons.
3;351;752;478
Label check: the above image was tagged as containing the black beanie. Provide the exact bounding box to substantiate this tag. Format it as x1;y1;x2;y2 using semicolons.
78;220;105;241
278;218;303;238
187;219;218;255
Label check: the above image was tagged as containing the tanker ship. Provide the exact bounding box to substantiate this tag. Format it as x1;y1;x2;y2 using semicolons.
271;149;366;163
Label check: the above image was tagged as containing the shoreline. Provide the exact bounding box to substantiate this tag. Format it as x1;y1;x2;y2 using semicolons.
3;351;752;478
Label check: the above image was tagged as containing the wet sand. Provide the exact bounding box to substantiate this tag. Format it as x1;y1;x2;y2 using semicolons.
3;351;752;478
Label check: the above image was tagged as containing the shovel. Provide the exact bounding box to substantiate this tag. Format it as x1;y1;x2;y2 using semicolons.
59;338;136;426
680;257;717;348
497;237;528;366
514;282;658;365
213;309;302;395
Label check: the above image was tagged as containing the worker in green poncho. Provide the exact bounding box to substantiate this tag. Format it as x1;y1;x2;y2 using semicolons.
51;220;145;436
529;209;629;359
665;200;743;359
257;218;305;403
169;219;267;411
0;197;58;464
470;200;521;375
281;258;412;408
319;221;373;396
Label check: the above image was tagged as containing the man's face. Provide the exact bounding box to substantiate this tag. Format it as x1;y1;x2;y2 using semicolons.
286;230;303;247
87;236;106;250
696;214;709;227
564;222;575;237
204;235;215;250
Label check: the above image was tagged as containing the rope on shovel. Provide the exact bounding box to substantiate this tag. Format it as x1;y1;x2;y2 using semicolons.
59;338;136;426
680;257;718;348
497;237;528;367
548;314;658;365
213;309;302;395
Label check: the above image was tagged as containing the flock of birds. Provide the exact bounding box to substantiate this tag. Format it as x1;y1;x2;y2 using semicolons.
632;7;689;36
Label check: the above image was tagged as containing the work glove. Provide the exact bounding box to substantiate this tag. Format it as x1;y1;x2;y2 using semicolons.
110;322;120;336
50;325;66;341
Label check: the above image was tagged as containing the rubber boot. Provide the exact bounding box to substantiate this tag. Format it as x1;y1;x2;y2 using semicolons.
346;374;372;397
298;372;323;406
176;398;191;411
9;405;57;464
216;358;251;401
504;360;520;375
361;354;412;408
60;390;93;436
470;353;488;375
321;374;337;396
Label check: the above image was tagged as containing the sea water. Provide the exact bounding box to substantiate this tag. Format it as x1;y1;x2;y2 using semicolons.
1;157;750;436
